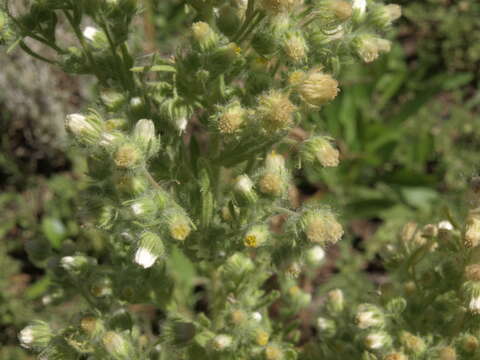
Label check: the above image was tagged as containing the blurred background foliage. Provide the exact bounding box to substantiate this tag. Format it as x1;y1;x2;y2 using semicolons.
1;0;479;357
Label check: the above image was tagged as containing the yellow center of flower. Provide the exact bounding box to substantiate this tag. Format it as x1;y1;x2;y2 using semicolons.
256;330;270;346
170;223;191;241
245;234;258;248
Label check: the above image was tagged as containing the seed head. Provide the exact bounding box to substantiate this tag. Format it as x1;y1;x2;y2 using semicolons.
399;331;426;355
257;90;296;132
300;136;340;167
260;0;301;14
301;209;343;245
355;304;384;329
259;172;286;197
114;143;142;168
265;344;284;360
355;35;391;63
329;0;353;21
383;353;408;360
192;21;218;51
465;212;480;248
283;33;308;63
298;70;339;107
438;346;457;360
217;103;246;134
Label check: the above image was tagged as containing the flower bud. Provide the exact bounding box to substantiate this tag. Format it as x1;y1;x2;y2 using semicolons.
352;0;367;20
215;102;247;134
211;334;233;351
306;245;325;266
159;98;190;133
460;334;478;354
462;281;480;313
65;113;103;146
265;344;284;360
465;264;480;281
234;174;258;204
209;42;242;76
133;119;160;158
19;321;53;350
384;353;408;360
370;4;402;28
244;224;269;248
399;331;426;355
102;331;133;360
465;212;480;248
230;309;248;325
300;136;340;167
83;26;108;49
326;288;344;314
297;70;339;107
364;331;391;350
80;316;105;338
114;173;148;197
166;210;192;241
438;346;457;360
355;304;385;329
101;90;126;112
317;317;336;337
265;151;286;172
260;0;301;14
129;196;158;218
257;90;295;132
283;32;308;64
192;21;219;52
354;35;391;63
90;276;113;297
61;255;96;276
328;0;353;21
162;318;196;346
114;143;142;168
222;253;255;282
300;209;344;246
438;220;454;241
256;330;270;346
217;5;243;37
134;232;165;268
258;172;287;197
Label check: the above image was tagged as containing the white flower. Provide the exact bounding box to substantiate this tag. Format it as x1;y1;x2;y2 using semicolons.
365;333;386;349
66;113;93;134
134;248;158;268
175;117;188;132
352;0;367;15
438;220;453;231
317;317;329;330
212;334;232;350
19;327;34;348
83;26;99;41
131;203;144;216
252;312;262;322
130;97;143;107
306;246;325;265
235;175;254;193
469;297;480;313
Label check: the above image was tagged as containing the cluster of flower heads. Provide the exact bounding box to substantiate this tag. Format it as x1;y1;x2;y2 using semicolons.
3;0;402;358
310;180;480;360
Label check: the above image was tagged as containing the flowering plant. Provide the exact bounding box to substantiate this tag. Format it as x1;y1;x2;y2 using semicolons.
1;0;400;358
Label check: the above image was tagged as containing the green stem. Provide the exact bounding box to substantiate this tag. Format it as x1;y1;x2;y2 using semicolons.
19;41;57;64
